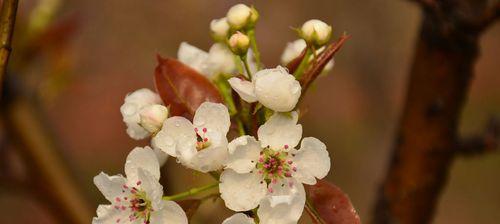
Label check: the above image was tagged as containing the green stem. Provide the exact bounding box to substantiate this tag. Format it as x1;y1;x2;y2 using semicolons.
214;74;237;116
247;29;261;70
241;55;253;80
236;118;246;136
293;47;312;79
162;183;219;201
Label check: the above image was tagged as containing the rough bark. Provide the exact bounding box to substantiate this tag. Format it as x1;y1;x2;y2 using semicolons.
374;0;499;223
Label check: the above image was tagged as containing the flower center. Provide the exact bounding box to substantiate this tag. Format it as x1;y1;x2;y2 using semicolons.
256;145;297;193
195;127;211;150
114;181;154;223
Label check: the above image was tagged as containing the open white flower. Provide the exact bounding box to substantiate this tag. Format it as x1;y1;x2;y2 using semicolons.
178;42;237;80
281;39;335;74
228;66;301;112
93;146;187;224
152;102;230;173
219;112;331;224
120;88;163;140
223;213;255;224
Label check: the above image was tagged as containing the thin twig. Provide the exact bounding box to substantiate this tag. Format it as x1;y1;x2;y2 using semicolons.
457;117;499;156
305;199;326;224
0;0;19;98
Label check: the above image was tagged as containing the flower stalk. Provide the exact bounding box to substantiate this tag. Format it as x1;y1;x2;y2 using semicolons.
162;182;219;201
247;29;261;70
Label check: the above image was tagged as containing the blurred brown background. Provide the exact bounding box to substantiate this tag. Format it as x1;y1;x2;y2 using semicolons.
1;0;499;223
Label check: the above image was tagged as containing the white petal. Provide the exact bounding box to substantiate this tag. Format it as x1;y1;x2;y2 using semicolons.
228;77;257;103
136;168;163;210
280;39;306;65
193;102;231;135
152;116;197;160
207;43;237;77
93;172;127;203
223;213;255;224
293;137;331;185
254;66;301;112
220;170;267;211
177;42;209;75
150;200;188;224
181;142;228;173
257;111;302;149
226;136;261;174
125;146;160;184
120;88;161;140
124;123;149;140
258;181;306;224
152;147;169;166
92;204;137;224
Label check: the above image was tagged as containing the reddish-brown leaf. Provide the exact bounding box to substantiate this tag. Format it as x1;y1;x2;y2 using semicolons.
305;180;361;224
154;55;223;117
300;34;350;93
286;48;307;74
176;199;201;220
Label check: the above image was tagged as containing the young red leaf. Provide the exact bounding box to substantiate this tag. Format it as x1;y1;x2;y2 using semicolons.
154;55;223;117
305;180;361;224
286;48;307;74
300;34;350;93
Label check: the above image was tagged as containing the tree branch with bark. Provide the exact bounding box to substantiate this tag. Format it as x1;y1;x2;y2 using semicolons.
374;0;500;223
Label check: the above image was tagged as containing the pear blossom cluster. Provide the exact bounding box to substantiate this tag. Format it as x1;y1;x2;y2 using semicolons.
94;3;337;224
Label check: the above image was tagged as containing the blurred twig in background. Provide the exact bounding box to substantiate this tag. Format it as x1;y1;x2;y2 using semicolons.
0;0;91;223
0;0;18;98
374;0;500;223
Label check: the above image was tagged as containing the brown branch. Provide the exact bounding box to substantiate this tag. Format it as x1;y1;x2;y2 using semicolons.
374;1;500;223
456;117;499;156
2;98;92;224
0;0;19;98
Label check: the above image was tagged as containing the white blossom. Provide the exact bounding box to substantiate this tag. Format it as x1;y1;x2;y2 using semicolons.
280;39;335;74
93;146;187;224
178;42;237;80
219;112;331;224
228;66;301;112
139;104;169;133
152;102;230;173
229;32;250;55
223;213;255;224
300;19;332;46
226;4;258;30
211;17;230;41
120;88;163;140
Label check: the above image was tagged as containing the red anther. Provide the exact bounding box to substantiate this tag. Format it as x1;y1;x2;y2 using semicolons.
202;128;207;133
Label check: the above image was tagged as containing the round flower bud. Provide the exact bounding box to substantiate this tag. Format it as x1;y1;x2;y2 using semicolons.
210;17;230;41
139;104;169;133
300;19;332;46
228;32;250;56
226;4;259;30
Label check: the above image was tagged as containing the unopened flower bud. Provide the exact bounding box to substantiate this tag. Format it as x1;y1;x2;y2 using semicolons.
139;104;168;133
226;4;259;30
300;19;332;47
210;17;230;41
228;32;250;56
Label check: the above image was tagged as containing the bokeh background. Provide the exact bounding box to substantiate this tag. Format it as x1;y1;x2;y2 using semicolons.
1;0;499;223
